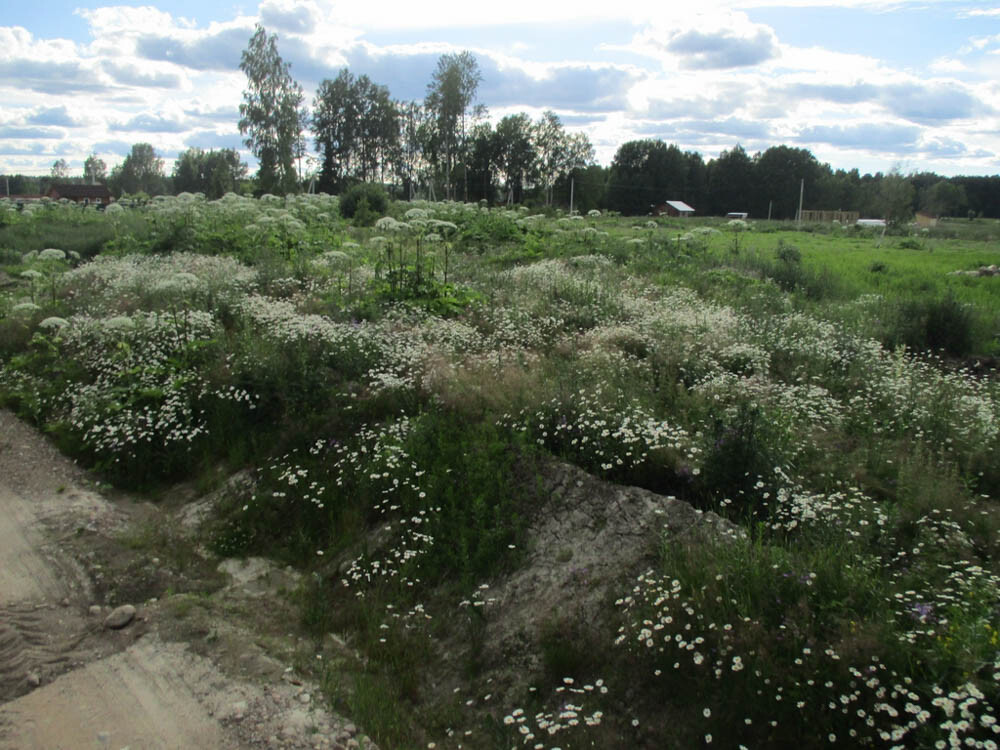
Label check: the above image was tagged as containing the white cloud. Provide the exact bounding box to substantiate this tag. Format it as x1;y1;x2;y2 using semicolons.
259;0;320;33
75;6;177;37
960;7;1000;17
1;0;998;177
929;57;969;73
110;112;189;134
26;106;83;128
620;10;779;70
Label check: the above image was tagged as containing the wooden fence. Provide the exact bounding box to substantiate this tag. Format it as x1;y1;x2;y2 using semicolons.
799;210;860;223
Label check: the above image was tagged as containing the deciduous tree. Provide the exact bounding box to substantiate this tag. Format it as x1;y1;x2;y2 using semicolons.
83;153;107;184
920;179;966;218
425;51;482;200
879;167;916;227
607;140;689;215
533;111;594;206
396;100;431;199
707;145;754;216
312;69;400;192
752;145;821;220
50;159;69;179
108;143;166;197
494;113;536;205
173;148;248;199
239;25;305;195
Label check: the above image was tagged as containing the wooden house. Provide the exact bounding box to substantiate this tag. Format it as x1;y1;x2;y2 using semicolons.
47;184;113;205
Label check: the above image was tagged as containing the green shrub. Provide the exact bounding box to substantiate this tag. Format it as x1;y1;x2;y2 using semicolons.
775;240;802;264
458;210;523;250
339;183;388;221
924;294;974;356
698;403;784;519
885;294;975;356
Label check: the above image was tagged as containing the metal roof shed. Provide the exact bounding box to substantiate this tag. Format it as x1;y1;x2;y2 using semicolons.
659;200;695;217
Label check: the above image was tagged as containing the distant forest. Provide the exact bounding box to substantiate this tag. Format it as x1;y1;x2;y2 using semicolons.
4;28;999;220
6;143;997;221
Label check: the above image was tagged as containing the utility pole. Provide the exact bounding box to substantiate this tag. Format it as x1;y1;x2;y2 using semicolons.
569;177;574;215
797;178;804;228
768;200;772;221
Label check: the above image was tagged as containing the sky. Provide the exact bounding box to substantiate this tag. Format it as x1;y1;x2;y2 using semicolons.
2;0;999;180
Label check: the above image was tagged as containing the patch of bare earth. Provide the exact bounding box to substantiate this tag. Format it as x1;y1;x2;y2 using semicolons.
0;410;377;750
396;461;740;745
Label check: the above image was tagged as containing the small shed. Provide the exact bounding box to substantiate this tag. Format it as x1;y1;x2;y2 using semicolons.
914;212;938;228
47;184;113;205
655;200;695;217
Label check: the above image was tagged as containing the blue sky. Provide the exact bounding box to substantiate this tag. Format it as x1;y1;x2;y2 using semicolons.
1;0;999;179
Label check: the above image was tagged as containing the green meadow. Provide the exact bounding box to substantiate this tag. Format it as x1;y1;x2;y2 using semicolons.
2;195;999;748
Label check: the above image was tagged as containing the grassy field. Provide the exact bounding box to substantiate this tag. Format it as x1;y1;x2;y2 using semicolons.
2;195;999;748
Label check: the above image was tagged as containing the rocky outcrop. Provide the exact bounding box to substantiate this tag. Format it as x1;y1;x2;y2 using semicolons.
949;264;999;277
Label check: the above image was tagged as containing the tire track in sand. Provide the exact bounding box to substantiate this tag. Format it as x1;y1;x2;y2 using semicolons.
0;412;243;749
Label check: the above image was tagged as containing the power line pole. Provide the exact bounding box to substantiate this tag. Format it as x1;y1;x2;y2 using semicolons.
797;178;804;228
569;177;574;215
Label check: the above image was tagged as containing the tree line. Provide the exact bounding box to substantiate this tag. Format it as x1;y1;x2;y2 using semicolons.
598;140;1000;221
3;144;247;201
7;138;997;221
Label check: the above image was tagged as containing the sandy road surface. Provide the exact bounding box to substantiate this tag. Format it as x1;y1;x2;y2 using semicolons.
0;638;240;750
0;411;365;750
0;410;248;748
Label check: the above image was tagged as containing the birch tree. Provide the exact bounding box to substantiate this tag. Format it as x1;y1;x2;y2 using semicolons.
425;51;482;201
239;25;305;195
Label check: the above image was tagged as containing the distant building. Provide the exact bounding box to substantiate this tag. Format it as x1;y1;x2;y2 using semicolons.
914;212;938;228
47;184;113;205
726;212;749;219
856;219;887;227
654;200;695;217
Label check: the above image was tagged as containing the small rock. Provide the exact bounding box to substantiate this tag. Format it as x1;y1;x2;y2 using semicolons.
229;700;248;720
60;597;70;607
104;604;136;630
89;605;103;616
298;692;311;704
26;672;41;687
344;723;357;736
346;741;360;750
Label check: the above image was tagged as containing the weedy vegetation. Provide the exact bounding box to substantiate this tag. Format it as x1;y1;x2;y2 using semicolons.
2;195;999;748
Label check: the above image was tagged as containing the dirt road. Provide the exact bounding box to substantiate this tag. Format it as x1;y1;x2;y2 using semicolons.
0;411;373;750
